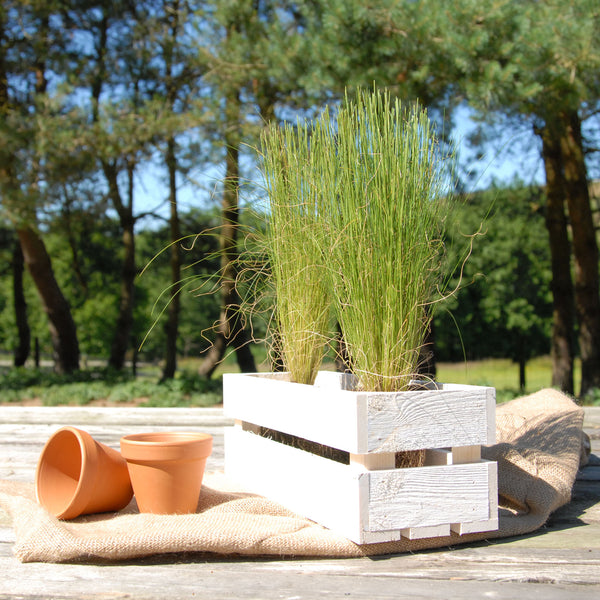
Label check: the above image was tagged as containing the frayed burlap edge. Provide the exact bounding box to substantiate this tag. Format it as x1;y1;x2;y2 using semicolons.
0;388;588;563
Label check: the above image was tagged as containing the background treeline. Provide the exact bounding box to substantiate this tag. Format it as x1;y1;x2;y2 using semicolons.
0;181;558;383
1;0;599;402
0;207;222;365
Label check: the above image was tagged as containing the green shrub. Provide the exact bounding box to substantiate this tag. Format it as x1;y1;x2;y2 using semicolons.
0;367;222;407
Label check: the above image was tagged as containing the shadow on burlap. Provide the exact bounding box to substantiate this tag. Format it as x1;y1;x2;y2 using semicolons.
0;388;590;563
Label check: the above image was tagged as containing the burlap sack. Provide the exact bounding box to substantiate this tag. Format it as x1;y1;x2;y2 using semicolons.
0;388;588;563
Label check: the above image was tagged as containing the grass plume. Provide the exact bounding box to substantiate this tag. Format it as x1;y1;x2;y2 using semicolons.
326;90;451;391
258;88;453;391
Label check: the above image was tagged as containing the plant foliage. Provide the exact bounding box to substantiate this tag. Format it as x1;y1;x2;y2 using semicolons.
258;87;454;391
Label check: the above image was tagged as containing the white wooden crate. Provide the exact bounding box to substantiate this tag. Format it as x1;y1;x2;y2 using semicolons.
223;372;498;544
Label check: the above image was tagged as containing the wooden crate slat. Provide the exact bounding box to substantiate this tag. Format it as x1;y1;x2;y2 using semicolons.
225;426;498;544
223;373;362;453
350;452;396;470
451;457;499;535
402;524;451;540
223;373;496;454
224;427;364;542
364;388;495;452
452;445;482;464
367;461;494;531
425;448;453;465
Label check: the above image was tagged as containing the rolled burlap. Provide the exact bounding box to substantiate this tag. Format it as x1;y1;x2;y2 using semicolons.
0;388;588;563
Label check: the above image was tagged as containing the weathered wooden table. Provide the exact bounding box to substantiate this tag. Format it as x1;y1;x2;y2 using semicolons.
1;405;599;600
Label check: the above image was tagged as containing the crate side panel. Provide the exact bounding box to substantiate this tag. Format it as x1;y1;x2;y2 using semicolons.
367;462;493;531
451;461;499;534
223;373;362;452
366;386;495;452
224;373;495;454
224;427;365;542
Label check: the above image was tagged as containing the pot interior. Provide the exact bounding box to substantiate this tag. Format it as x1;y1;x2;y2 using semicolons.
36;429;83;515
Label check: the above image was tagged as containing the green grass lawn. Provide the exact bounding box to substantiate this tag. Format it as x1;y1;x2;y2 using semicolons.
212;351;591;404
0;366;223;407
0;355;594;406
436;356;582;403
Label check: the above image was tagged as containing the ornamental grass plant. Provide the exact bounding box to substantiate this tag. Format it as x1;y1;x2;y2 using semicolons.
258;87;453;392
259;116;335;385
325;89;450;392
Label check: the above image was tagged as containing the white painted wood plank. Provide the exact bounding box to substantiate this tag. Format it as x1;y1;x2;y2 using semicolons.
451;460;500;535
314;370;356;390
452;445;481;464
451;517;500;535
367;462;493;532
224;427;365;543
419;384;496;445
353;527;405;544
225;428;498;543
402;524;451;540
365;387;494;452
224;373;495;454
223;373;363;454
486;387;496;444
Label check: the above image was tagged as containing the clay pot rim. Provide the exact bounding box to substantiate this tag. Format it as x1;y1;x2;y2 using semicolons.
35;426;99;520
120;431;213;462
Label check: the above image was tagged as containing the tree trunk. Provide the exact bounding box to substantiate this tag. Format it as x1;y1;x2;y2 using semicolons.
162;137;181;380
541;124;575;394
62;191;88;296
162;3;181;380
559;109;600;396
107;163;136;371
12;239;30;367
17;225;79;373
198;86;256;378
108;216;135;370
518;357;526;392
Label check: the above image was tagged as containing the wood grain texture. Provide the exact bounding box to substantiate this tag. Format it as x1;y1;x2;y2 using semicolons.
225;426;498;544
452;445;482;464
364;388;495;452
225;426;364;542
367;461;496;532
224;372;496;453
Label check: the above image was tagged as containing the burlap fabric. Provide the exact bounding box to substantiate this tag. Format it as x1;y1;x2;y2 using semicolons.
0;388;589;563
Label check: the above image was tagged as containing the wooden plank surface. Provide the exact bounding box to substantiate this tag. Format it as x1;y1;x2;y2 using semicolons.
1;404;600;600
225;426;365;543
224;373;495;453
367;461;494;531
223;372;363;451
364;385;495;452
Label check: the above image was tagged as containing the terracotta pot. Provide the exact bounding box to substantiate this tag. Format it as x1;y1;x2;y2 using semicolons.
35;426;134;520
120;432;213;514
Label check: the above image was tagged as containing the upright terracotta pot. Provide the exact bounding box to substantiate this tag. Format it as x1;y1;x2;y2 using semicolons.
35;426;134;520
120;432;213;514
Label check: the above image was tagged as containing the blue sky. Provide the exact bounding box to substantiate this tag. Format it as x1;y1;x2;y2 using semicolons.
450;104;544;191
134;104;547;227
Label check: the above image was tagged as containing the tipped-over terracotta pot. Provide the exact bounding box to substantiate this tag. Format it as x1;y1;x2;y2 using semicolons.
35;426;134;520
120;432;213;514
